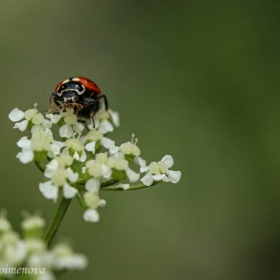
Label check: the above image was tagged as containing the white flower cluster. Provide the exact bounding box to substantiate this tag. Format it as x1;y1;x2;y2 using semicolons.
140;155;181;186
0;213;87;280
9;104;181;223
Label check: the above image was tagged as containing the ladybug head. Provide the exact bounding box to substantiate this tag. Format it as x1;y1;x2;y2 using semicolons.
56;82;85;103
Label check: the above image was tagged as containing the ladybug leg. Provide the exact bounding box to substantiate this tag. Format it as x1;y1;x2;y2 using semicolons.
77;104;97;128
95;94;108;110
77;119;90;132
45;93;57;113
94;94;113;122
77;96;98;127
89;103;98;127
54;100;63;111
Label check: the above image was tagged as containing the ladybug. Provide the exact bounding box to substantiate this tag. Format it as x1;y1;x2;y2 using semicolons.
47;77;108;124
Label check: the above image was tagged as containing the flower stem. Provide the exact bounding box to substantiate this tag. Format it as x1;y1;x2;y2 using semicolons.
100;182;159;191
44;196;72;248
34;161;46;173
76;191;87;210
101;179;119;188
76;178;119;186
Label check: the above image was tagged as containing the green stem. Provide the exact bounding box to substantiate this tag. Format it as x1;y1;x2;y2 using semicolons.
44;196;72;248
76;191;88;210
101;179;119;188
34;161;46;173
101;182;159;191
76;178;119;186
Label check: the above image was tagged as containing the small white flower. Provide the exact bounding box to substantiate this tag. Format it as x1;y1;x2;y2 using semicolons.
40;160;78;200
94;109;110;121
24;239;46;254
85;141;96;153
107;153;139;182
9;104;48;132
63;183;78;199
25;106;44;124
64;114;77;125
48;140;65;157
108;109;120;127
54;108;84;138
39;180;77;201
31;121;52;134
140;172;154;186
0;216;12;232
73;122;84;133
1;235;26;266
99;199;106;207
65;137;86;162
17;137;31;149
73;150;86;162
120;142;140;156
109;134;140;157
84;129;103;153
13;120;28;131
45;160;78;185
118;134;140;156
21;216;46;231
134;156;146;167
16;149;34;164
35;271;55;280
46;113;62;124
83;209;99;223
98;119;114;134
107;154;128;171
140;155;181;186
42;119;53;129
31;130;53;152
44;159;60;177
85;160;102;177
85;159;111;179
126;167;140;182
95;153;109;164
109;145;120;154
94;109;120;131
0;213;88;276
86;129;103;141
84;192;102;208
39;181;59;201
51;243;88;270
59;124;74;138
9;108;25;122
66;168;79;182
65;138;84;152
101;137;115;149
115;183;130;190
101;163;112;178
85;178;100;193
59;152;74;166
31;124;44;134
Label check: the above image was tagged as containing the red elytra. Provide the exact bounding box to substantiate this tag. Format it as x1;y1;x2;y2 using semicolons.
55;77;101;95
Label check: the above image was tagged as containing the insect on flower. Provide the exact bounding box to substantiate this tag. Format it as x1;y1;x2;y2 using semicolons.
47;77;108;125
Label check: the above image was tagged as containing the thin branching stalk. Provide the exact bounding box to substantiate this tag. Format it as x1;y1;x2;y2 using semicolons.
44;196;72;248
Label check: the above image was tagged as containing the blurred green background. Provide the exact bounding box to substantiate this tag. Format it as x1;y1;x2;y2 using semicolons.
1;1;280;279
